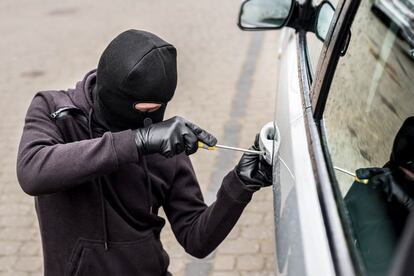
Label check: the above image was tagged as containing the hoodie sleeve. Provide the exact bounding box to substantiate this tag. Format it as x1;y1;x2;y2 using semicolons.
163;154;255;258
16;94;138;196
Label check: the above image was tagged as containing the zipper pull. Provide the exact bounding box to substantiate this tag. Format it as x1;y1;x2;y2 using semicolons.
50;111;60;119
50;107;79;119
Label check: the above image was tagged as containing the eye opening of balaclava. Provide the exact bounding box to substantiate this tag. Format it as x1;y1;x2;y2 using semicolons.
94;29;177;131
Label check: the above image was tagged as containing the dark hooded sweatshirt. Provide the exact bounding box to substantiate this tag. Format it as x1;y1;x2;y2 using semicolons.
16;70;255;276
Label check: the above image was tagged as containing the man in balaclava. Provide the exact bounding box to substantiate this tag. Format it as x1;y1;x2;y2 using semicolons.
93;30;216;158
356;117;414;212
345;117;414;275
16;29;272;276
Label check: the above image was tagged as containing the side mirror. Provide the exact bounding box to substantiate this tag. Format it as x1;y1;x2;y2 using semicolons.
315;1;335;41
238;0;294;30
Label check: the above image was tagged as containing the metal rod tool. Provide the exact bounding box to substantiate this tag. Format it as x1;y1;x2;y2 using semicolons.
198;142;265;155
334;166;369;184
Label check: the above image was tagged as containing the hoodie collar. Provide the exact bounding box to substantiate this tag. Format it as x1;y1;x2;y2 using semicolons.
52;69;106;134
65;69;97;116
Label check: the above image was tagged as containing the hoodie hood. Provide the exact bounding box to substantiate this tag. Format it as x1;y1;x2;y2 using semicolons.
94;29;177;131
64;69;97;116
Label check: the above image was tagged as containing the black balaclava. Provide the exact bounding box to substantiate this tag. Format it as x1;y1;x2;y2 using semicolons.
386;117;414;205
94;29;177;131
389;117;414;175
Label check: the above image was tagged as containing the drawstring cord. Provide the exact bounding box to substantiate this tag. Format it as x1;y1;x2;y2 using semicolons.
142;118;154;214
97;178;109;251
86;109;153;250
88;108;109;251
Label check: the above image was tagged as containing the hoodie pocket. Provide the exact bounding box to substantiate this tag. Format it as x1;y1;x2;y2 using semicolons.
66;234;168;276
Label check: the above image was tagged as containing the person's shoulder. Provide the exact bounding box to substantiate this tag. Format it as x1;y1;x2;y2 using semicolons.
27;90;62;109
27;89;77;117
30;89;70;106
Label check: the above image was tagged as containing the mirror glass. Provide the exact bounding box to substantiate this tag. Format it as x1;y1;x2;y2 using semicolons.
239;0;293;29
316;2;335;41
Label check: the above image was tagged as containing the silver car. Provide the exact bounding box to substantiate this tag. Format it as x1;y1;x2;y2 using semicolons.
238;0;414;275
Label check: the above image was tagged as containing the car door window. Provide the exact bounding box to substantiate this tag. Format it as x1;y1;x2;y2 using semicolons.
306;0;340;76
307;32;324;75
322;0;414;275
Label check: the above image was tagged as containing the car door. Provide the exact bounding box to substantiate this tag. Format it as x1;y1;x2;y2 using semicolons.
238;0;412;275
271;0;358;275
238;0;357;274
272;25;336;276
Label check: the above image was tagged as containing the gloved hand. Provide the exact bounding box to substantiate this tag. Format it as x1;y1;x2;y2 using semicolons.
133;116;217;158
356;167;414;210
236;134;272;190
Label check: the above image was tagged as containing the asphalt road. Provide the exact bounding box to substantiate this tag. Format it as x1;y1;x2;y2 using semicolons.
0;1;278;275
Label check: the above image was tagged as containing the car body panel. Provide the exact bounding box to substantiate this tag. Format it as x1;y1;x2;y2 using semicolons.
240;0;414;274
272;28;335;276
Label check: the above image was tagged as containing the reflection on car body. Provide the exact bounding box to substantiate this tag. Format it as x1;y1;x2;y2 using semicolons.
373;0;414;58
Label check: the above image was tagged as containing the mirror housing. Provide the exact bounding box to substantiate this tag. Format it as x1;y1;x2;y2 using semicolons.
237;0;336;43
238;0;295;30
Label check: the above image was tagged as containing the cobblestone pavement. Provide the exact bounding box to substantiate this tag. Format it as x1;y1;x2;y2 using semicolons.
0;1;278;275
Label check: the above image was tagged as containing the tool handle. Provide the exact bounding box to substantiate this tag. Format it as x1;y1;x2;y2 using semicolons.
355;177;369;184
198;141;216;151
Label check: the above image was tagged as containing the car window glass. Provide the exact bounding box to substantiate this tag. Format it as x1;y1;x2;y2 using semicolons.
323;0;414;275
307;33;324;75
306;0;339;76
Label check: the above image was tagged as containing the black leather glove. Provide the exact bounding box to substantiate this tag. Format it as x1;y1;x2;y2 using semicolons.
236;134;272;190
133;116;217;158
356;167;414;211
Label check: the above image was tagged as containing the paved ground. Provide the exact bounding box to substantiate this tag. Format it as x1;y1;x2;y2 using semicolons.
0;1;278;275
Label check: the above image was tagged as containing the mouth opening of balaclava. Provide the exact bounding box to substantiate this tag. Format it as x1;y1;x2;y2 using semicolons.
94;29;177;131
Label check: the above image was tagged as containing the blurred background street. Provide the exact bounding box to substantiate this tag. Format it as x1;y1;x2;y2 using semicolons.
0;1;278;275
